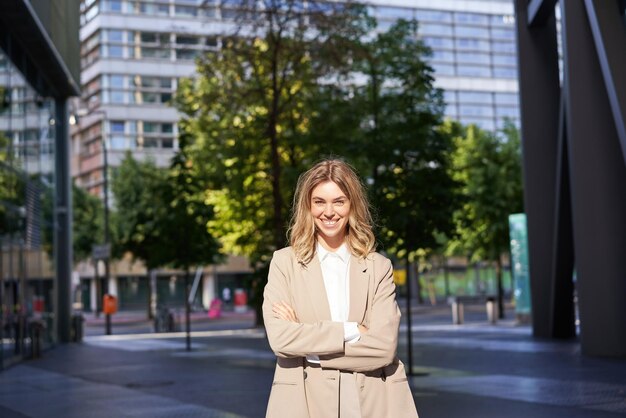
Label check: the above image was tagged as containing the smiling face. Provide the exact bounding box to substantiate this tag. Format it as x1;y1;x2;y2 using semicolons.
310;180;351;251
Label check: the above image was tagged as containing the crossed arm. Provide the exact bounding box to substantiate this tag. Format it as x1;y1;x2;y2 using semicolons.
263;252;401;372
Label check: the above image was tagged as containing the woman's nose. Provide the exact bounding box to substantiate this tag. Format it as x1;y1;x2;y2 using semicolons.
323;204;334;217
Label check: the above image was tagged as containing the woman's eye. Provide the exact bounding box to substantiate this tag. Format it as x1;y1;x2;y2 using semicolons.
334;200;345;206
313;200;324;206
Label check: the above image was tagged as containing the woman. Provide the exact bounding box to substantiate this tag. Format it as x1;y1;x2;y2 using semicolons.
263;159;419;418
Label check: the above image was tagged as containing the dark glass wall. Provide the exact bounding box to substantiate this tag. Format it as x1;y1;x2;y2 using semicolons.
0;51;57;367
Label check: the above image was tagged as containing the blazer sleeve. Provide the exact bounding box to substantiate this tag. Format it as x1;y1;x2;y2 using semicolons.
263;250;346;358
319;257;400;372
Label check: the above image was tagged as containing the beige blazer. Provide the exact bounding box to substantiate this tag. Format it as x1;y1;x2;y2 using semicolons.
263;247;419;418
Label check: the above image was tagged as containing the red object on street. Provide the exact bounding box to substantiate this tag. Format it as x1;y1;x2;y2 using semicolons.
208;298;222;319
234;289;247;312
33;296;44;313
103;294;118;315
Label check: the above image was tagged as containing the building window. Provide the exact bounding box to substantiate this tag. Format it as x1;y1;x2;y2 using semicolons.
491;14;516;27
429;50;455;63
136;121;176;150
106;45;124;58
456;38;490;52
495;92;519;106
456;65;492;78
493;67;518;79
491;28;516;40
455;25;490;39
431;63;455;76
459;104;494;118
110;121;125;133
454;12;488;25
374;6;413;20
422;37;454;49
175;5;198;17
492;41;516;53
102;0;122;13
131;75;173;104
456;52;491;65
419;23;453;37
414;10;452;23
458;91;493;104
492;54;517;66
496;106;520;118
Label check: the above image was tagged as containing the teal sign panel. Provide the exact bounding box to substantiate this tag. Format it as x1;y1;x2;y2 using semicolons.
509;213;531;315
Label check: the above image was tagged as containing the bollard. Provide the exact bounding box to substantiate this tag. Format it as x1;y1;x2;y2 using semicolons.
486;298;498;324
29;320;44;358
452;301;464;325
71;314;84;342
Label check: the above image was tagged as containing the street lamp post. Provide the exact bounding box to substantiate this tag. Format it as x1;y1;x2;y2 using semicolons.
72;108;111;335
101;126;112;336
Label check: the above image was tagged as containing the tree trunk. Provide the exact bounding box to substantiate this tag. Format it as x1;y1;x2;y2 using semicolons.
496;256;505;319
443;256;450;298
148;269;157;320
414;263;424;304
473;262;481;295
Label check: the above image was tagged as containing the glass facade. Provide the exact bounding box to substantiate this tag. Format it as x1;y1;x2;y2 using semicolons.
0;52;58;365
371;3;519;130
74;2;522;164
76;1;519;162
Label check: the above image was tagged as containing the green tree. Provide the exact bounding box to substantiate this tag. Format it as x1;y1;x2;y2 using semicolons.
176;1;370;259
111;153;167;269
159;130;222;348
111;151;221;321
111;153;169;318
448;120;524;317
0;86;8;113
0;133;25;237
72;184;104;262
175;1;372;323
40;181;104;265
159;131;222;272
357;20;459;303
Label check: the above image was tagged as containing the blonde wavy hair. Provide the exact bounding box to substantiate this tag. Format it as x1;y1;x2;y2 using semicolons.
288;159;376;264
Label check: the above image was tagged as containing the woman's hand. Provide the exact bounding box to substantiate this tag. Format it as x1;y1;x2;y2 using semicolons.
272;301;299;323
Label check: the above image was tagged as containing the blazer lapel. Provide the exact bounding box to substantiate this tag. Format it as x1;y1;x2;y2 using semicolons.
348;255;369;324
301;256;333;321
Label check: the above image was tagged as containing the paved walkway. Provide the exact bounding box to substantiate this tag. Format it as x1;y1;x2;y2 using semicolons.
1;306;625;417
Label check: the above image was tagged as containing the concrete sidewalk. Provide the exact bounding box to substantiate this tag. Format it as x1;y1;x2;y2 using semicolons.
83;308;256;336
84;309;255;325
1;307;625;417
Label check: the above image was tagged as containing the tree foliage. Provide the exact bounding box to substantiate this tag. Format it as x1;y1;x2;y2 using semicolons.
357;20;458;261
36;179;104;264
174;1;371;267
446;120;524;314
159;131;222;271
72;183;104;262
111;151;221;271
0;133;25;237
448;120;524;262
111;153;168;269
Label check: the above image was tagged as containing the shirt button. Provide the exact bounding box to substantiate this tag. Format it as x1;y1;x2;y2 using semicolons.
303;371;308;380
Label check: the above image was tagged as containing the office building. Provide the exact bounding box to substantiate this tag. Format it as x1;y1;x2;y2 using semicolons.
73;0;519;194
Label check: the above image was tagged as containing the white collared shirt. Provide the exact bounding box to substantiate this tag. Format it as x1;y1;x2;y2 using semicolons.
307;243;360;363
